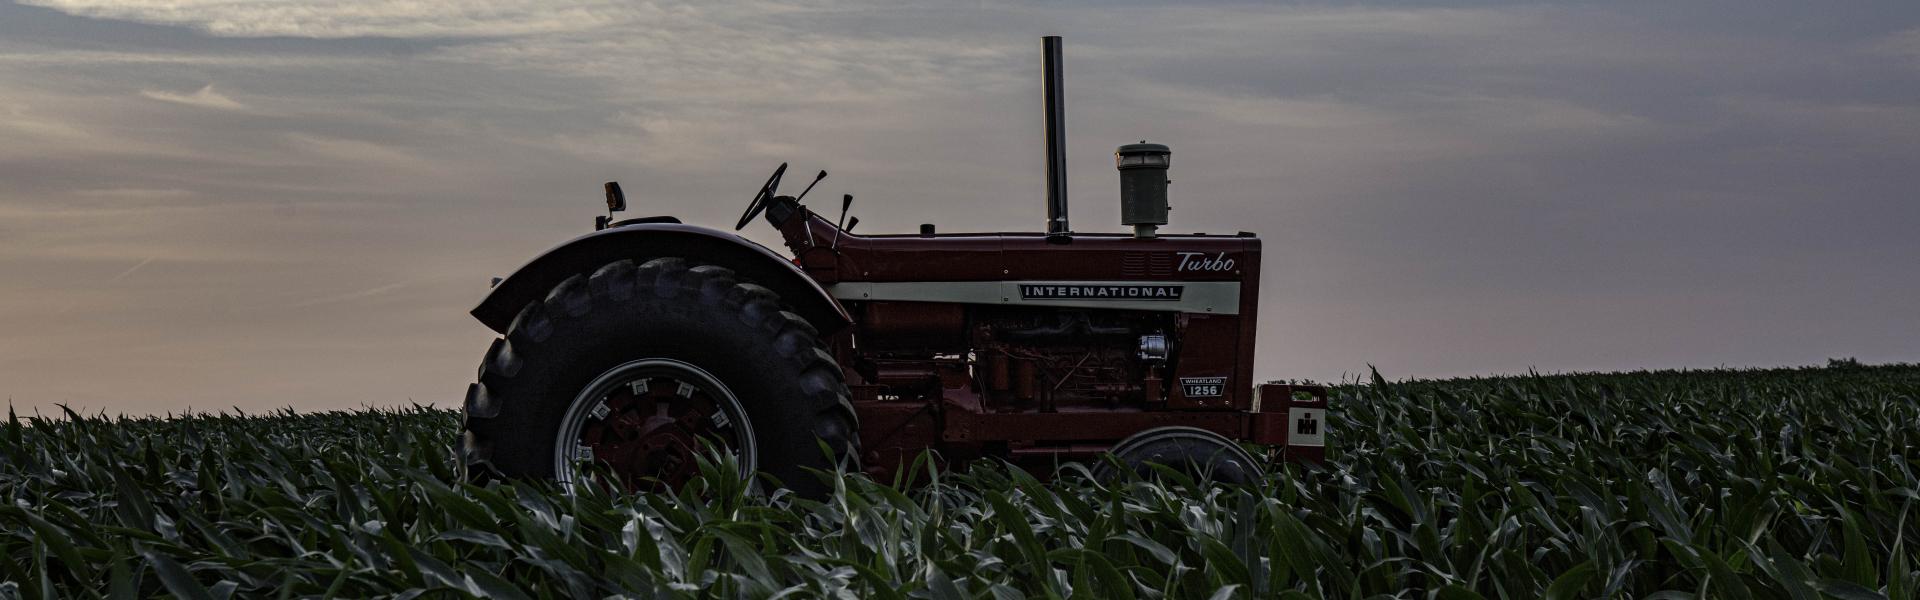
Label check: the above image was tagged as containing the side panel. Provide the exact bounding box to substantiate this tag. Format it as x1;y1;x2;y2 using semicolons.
471;223;852;334
1169;314;1243;410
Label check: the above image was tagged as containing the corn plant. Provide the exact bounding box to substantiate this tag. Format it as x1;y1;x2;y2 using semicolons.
1;364;1916;598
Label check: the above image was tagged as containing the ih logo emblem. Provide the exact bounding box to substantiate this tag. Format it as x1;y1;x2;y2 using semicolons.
1296;412;1319;436
1288;407;1326;448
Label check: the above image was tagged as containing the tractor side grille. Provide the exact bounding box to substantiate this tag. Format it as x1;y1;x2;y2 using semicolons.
1121;252;1174;277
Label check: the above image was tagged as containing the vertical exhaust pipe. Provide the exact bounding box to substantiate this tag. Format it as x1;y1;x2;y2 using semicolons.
1042;35;1070;241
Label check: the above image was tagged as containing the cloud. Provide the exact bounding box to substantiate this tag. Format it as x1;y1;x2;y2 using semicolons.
0;50;371;68
287;282;406;308
1870;27;1920;65
20;0;636;38
109;256;156;282
140;84;246;110
3;0;1919;416
284;133;425;166
75;188;195;199
0;95;94;151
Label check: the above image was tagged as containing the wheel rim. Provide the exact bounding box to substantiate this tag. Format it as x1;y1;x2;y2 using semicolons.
554;358;757;492
1099;426;1263;484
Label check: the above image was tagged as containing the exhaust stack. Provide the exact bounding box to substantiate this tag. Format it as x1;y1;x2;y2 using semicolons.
1042;35;1070;241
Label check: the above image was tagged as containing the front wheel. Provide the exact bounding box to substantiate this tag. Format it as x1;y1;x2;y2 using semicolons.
459;257;859;497
1093;426;1264;486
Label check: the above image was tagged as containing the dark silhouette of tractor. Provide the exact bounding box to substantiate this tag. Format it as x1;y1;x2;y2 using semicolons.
460;37;1327;495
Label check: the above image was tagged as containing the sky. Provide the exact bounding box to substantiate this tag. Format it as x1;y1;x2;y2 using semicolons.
1;0;1916;415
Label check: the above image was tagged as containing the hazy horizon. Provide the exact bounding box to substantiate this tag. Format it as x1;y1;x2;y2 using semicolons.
3;0;1917;415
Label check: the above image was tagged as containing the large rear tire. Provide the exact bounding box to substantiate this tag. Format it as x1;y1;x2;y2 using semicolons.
459;257;859;497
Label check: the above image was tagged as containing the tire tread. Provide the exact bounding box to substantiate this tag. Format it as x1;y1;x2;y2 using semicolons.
459;256;859;489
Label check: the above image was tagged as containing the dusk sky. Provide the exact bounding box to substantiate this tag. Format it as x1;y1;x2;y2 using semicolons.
2;1;1916;415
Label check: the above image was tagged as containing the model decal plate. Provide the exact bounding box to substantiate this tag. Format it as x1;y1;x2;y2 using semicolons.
1179;377;1227;397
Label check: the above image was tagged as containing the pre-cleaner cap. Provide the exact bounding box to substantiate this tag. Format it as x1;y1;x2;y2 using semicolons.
1116;142;1171;169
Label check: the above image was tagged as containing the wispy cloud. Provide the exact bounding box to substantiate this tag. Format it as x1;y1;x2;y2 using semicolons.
287;282;406;308
1870;27;1920;65
75;188;195;199
140;84;245;110
20;0;635;38
108;256;155;282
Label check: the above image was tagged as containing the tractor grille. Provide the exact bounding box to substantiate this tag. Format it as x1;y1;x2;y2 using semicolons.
1121;252;1175;277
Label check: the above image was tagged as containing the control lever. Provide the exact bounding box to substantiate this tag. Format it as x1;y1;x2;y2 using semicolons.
830;194;854;251
794;170;827;203
795;171;829;243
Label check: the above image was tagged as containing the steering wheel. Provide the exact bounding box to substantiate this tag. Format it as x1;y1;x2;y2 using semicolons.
735;163;788;230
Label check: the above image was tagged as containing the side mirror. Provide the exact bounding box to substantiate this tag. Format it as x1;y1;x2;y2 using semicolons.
837;194;853;229
845;216;859;233
604;182;626;213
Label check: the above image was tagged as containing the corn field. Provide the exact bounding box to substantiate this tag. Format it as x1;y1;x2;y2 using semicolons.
2;363;1917;598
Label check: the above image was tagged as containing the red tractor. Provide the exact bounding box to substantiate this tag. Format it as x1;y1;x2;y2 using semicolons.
459;37;1327;496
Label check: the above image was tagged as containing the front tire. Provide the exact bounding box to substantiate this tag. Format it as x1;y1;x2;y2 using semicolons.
460;257;859;497
1094;426;1264;485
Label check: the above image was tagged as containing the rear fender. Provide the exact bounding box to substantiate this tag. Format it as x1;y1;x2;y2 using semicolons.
472;223;852;334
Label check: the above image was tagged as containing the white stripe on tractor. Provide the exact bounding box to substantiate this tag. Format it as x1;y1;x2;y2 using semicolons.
825;280;1241;314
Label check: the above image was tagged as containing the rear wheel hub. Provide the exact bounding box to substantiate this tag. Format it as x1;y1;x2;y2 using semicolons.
554;358;756;492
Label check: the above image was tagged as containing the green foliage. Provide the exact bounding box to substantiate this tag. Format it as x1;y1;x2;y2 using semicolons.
2;365;1918;598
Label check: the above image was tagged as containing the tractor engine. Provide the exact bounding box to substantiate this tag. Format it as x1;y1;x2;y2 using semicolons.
974;308;1172;409
852;302;1175;411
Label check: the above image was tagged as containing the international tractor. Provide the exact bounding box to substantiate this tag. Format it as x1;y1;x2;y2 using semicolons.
459;37;1328;496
